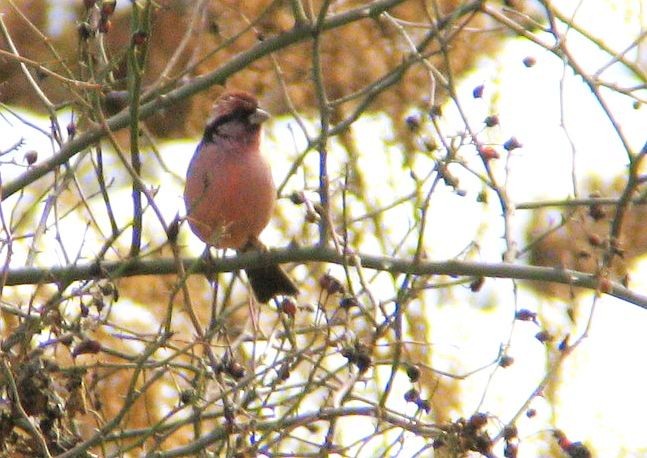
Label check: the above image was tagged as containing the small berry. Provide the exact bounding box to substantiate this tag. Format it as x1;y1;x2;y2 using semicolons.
339;296;359;310
499;355;514;368
503;137;522;151
24;150;38;165
226;361;245;380
290;191;306;205
406;365;421;382
319;273;345;295
535;330;552;343
468;412;488;429
72;339;101;357
473;84;485;98
405;114;421;131
280;298;297;317
404;388;419;403
515;309;537;322
429;105;442;118
479;146;500;160
355;352;371;373
67;121;76;139
587;233;603;247
588;199;606;220
277;362;290;381
416;398;431;413
523;56;536;67
484;115;499;127
470;277;485;292
180;389;197;404
423;138;437;152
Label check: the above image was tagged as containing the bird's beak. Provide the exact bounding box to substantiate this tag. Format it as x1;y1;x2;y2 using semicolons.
249;107;270;125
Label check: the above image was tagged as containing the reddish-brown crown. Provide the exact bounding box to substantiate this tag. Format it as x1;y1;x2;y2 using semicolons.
209;90;259;121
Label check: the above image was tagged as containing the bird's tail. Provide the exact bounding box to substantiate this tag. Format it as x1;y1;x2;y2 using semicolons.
245;264;298;303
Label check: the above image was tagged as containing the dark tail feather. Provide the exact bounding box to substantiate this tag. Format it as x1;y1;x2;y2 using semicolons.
245;264;298;303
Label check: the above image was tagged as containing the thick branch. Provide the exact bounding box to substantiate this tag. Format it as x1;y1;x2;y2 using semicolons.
3;246;646;309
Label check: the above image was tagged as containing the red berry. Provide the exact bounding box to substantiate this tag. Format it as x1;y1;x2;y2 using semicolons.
479;146;500;160
280;298;297;317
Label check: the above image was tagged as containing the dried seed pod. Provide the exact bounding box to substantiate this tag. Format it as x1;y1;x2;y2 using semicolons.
479;146;500;161
503;137;522;151
226;360;246;380
404;388;419;403
406;364;421;383
523;56;536;67
468;412;488;430
339;296;359;310
503;424;518;440
24;150;38;165
484;115;499;127
515;309;537;322
499;355;514;368
72;339;101;357
535;330;553;343
290;191;306;205
470;276;485;291
405;114;421;131
319;273;345;295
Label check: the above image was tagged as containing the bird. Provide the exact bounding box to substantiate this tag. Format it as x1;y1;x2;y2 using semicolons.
184;90;298;302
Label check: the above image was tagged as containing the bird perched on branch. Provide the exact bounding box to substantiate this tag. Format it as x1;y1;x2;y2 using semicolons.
184;90;298;302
